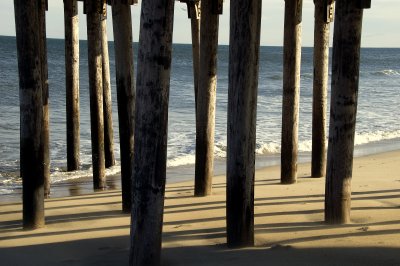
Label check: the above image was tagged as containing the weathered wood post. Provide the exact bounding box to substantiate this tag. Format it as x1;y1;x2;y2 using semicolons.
38;0;50;197
110;0;136;213
281;0;303;184
325;0;370;224
180;0;201;110
64;0;80;171
189;1;200;110
85;0;106;190
129;0;175;264
227;0;262;248
194;0;222;196
312;0;334;178
14;0;45;229
101;3;116;168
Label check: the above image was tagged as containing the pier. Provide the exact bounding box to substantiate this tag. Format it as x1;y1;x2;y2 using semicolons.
9;0;382;265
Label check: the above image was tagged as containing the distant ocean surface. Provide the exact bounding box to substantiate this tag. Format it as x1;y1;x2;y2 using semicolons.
1;35;399;196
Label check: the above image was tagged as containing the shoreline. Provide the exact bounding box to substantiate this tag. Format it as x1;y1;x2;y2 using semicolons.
0;149;399;265
1;147;400;202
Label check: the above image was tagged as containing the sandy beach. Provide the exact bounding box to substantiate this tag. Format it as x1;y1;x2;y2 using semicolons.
1;150;399;265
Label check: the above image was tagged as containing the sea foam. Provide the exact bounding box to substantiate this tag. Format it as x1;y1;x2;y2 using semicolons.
374;69;400;76
354;130;400;146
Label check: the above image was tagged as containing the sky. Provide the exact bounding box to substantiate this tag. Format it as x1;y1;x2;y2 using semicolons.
0;0;398;47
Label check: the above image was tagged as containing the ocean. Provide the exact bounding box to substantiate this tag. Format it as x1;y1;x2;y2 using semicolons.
0;35;399;198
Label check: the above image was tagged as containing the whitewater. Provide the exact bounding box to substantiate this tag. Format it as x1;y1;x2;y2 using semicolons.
0;36;399;195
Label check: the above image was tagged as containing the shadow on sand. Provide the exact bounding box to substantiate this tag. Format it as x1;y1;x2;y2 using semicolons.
0;181;399;265
0;236;399;266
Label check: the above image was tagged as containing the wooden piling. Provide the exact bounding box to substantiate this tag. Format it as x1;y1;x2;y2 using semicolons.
281;0;303;184
38;0;50;197
194;0;220;196
311;0;334;178
227;0;261;248
188;0;200;110
111;1;136;213
86;0;106;190
64;0;80;171
129;0;175;264
14;0;45;229
325;0;368;224
101;6;116;168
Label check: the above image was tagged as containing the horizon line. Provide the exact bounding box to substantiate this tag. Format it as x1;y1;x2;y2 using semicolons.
1;34;399;49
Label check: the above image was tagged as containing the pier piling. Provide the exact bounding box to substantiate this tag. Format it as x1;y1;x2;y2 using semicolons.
101;4;116;169
325;0;369;224
281;0;303;184
14;0;45;229
85;0;106;190
227;0;261;248
194;0;221;196
311;0;334;178
129;0;175;264
190;1;200;111
65;0;81;171
38;0;50;198
183;0;201;111
111;0;136;213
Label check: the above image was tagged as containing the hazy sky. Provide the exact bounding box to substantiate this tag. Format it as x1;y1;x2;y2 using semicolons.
0;1;398;47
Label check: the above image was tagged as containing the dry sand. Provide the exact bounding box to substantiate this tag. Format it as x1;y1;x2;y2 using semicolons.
1;151;399;265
